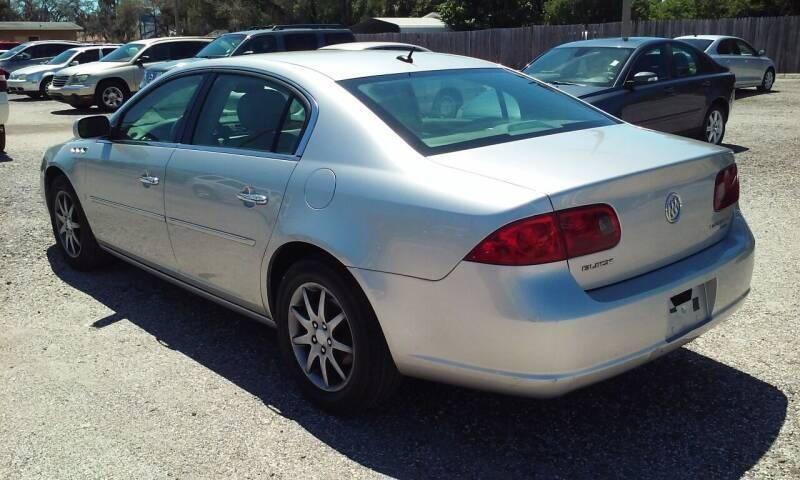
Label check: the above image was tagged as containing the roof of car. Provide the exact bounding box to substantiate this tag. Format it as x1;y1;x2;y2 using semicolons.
556;37;669;49
320;41;429;51
132;36;212;45
675;35;731;41
71;44;121;51
195;50;499;81
233;26;352;36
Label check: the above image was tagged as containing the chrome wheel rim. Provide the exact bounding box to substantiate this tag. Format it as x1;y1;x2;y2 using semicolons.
54;190;81;258
764;70;774;90
706;110;724;144
102;86;124;109
288;282;354;392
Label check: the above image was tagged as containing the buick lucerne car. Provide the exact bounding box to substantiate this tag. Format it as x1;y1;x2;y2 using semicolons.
41;51;754;413
524;37;735;145
675;35;775;91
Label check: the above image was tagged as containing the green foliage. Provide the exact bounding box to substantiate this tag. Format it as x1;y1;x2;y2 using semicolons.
438;0;545;30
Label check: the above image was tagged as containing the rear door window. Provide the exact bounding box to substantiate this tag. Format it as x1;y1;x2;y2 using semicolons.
283;33;319;51
143;43;171;62
717;39;740;55
171;41;207;59
735;39;757;56
191;74;308;155
75;50;99;64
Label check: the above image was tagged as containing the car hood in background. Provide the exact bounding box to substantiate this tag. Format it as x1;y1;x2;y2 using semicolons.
148;57;202;73
56;61;127;77
12;63;65;76
550;83;613;99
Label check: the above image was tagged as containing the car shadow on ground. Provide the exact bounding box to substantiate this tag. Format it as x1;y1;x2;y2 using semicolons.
735;88;778;100
46;247;787;479
50;107;100;116
722;143;749;154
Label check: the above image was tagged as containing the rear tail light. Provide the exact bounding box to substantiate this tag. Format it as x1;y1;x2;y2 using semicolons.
714;164;739;211
465;204;620;266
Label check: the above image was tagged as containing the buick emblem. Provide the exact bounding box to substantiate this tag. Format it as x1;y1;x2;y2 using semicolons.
665;192;682;223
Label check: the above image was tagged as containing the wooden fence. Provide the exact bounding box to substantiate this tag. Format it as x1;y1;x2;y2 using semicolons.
356;15;800;72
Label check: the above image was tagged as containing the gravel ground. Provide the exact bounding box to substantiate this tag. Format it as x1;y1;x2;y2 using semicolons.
0;84;798;480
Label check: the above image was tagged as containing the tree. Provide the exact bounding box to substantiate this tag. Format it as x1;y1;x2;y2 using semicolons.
438;0;545;30
543;0;651;25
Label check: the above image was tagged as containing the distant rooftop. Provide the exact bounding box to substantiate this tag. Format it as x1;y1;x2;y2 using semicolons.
0;21;83;31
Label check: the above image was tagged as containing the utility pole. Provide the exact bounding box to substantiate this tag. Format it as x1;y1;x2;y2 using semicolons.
621;0;632;38
174;0;181;35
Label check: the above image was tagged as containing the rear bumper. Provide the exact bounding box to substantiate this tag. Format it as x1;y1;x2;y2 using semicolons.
351;212;755;398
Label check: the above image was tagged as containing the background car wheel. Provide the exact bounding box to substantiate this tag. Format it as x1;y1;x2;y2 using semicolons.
39;76;52;99
757;68;775;92
0;125;5;152
95;80;129;112
48;175;110;270
275;257;401;414
702;105;726;145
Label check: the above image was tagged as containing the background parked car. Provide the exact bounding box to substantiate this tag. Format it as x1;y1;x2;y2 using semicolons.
524;37;735;144
0;40;80;78
140;25;354;88
319;41;430;52
7;45;119;99
47;36;211;111
675;35;775;91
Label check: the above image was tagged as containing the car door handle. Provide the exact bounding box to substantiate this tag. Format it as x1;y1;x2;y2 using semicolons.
139;175;159;186
237;188;268;205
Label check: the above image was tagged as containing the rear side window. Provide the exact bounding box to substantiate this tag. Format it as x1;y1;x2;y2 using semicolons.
671;43;700;77
117;75;204;142
321;32;355;47
191;74;308;155
342;68;615;156
143;43;171;62
75;50;99;64
717;39;739;55
171;41;207;59
283;33;319;51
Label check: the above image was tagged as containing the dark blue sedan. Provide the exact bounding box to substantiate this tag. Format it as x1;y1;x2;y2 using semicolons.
524;37;735;144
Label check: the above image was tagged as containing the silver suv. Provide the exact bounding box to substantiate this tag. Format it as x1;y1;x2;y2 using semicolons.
48;36;211;111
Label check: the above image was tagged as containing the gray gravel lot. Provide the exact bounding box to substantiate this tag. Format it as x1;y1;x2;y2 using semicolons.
1;84;799;479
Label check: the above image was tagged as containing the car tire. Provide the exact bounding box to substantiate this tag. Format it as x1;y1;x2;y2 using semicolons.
48;175;111;271
757;68;775;92
0;125;5;152
275;257;401;414
26;92;42;99
701;105;726;145
39;76;52;99
95;80;129;112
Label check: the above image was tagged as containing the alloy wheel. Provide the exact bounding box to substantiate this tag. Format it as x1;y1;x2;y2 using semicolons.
706;110;724;144
288;282;355;392
764;70;774;90
102;86;124;109
54;190;81;258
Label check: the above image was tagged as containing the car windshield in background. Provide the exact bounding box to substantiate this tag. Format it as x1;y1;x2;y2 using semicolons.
196;34;245;58
0;43;27;60
524;47;635;87
678;38;713;51
342;68;616;155
101;42;144;62
48;49;77;65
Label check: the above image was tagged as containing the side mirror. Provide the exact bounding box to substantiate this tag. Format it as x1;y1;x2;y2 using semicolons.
69;60;79;66
625;71;658;87
757;49;766;57
134;55;149;66
15;52;30;61
74;115;110;139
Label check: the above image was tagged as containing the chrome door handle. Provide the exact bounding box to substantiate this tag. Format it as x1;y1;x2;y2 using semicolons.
237;188;268;205
139;175;159;186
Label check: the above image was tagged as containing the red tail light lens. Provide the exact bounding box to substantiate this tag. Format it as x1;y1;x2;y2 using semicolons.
557;204;621;258
465;204;620;266
714;164;739;211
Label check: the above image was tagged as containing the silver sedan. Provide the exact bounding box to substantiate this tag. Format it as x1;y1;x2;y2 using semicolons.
41;50;755;413
676;35;776;91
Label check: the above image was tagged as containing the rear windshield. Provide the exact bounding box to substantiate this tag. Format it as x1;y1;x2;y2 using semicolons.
341;68;615;155
678;38;713;51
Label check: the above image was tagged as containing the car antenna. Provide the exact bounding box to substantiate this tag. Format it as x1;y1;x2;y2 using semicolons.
396;48;414;64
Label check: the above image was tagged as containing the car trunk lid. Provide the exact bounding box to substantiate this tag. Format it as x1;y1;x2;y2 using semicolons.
431;124;737;289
